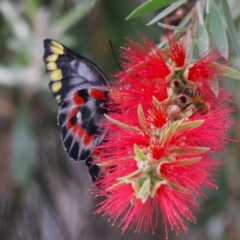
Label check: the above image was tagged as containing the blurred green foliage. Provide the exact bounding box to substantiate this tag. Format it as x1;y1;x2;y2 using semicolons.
0;0;240;240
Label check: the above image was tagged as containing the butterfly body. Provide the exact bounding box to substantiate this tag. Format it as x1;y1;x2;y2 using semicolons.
43;39;110;182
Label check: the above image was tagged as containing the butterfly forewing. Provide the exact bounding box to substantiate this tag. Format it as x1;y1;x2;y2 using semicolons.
43;39;110;105
43;39;110;182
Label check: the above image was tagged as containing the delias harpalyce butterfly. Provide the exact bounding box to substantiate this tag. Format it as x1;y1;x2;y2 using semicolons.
43;39;110;182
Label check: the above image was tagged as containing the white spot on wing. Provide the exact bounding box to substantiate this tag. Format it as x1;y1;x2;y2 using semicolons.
76;111;81;120
71;60;99;82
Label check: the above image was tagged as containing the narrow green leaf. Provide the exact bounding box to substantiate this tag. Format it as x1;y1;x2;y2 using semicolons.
208;75;219;97
97;156;133;167
175;147;210;155
134;144;146;162
117;170;141;182
170;120;181;135
178;120;204;133
158;7;194;48
104;114;140;133
152;96;161;108
169;182;180;190
126;0;174;20
170;182;189;192
208;1;228;59
186;39;197;60
150;180;163;197
147;0;187;25
0;1;31;41
138;104;148;134
211;63;240;80
24;0;39;23
196;24;209;56
157;22;187;31
162;120;181;145
162;127;171;145
206;0;210;14
107;181;126;191
52;0;94;34
221;0;240;58
196;1;204;25
138;178;151;203
177;157;201;166
97;161;118;167
188;120;204;128
12;106;36;186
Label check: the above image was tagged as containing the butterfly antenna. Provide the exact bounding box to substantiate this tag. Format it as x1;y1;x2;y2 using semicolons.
108;41;121;70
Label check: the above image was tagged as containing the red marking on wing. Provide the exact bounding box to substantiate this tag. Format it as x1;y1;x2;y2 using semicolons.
83;133;94;146
89;89;106;100
66;107;78;129
78;126;85;139
72;125;79;134
70;125;85;139
73;92;85;105
68;107;78;119
67;120;73;129
92;148;102;158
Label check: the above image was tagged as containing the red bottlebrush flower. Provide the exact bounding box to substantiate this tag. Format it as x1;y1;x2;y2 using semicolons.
166;34;187;67
93;35;234;238
186;50;224;83
113;36;170;113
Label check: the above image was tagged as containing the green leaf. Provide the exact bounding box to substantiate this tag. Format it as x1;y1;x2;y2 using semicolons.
52;0;95;34
126;0;174;19
221;0;240;59
206;0;210;13
138;178;151;203
104;114;140;133
12;106;36;186
117;169;141;182
158;7;194;48
162;120;182;145
196;24;209;56
211;63;240;80
208;75;219;97
196;1;204;25
175;147;210;155
186;39;197;60
134;144;146;162
208;1;228;59
162;127;171;145
177;120;204;133
169;120;181;135
157;22;187;31
177;157;201;166
137;104;148;134
169;182;180;190
24;0;39;23
147;0;187;25
0;1;31;41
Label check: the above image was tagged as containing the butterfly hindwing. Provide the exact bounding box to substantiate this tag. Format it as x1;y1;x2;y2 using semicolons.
43;39;110;182
58;87;108;162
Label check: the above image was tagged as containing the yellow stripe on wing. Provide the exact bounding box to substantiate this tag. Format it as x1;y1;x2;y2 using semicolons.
50;69;62;81
46;54;59;62
51;82;62;92
51;41;64;51
47;62;57;71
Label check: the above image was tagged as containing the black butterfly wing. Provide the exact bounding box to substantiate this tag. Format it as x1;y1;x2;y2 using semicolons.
43;39;110;181
43;39;110;105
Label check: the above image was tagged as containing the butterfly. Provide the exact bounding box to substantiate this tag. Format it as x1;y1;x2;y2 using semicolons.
43;39;110;182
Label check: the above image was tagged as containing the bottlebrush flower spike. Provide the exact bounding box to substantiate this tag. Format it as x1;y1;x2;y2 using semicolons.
166;34;186;67
93;35;234;238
